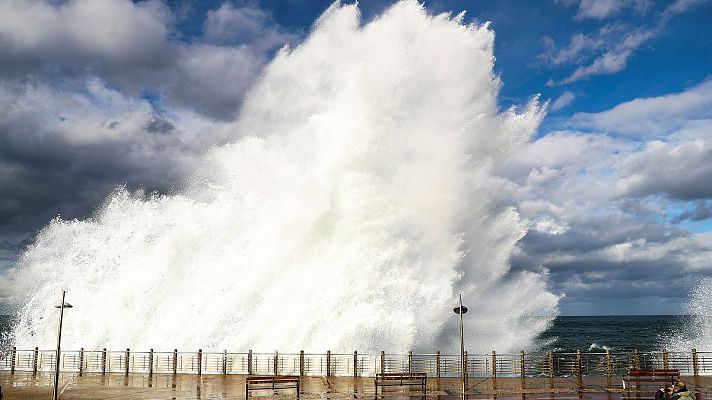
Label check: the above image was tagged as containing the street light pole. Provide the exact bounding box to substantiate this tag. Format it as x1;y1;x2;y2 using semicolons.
53;290;73;400
453;294;468;400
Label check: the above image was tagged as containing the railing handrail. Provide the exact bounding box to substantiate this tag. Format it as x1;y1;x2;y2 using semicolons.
2;348;710;377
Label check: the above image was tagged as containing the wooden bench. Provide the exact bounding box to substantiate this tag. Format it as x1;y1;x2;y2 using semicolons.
246;375;300;398
375;372;427;395
622;368;680;390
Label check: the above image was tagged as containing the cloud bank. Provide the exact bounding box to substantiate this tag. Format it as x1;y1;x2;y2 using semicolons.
0;0;300;276
499;81;712;314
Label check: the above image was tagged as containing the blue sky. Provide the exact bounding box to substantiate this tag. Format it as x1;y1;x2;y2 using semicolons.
0;0;711;317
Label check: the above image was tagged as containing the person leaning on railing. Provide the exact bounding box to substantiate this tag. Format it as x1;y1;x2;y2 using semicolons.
656;381;694;400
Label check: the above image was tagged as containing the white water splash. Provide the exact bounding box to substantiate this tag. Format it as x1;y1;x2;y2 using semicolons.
667;277;712;351
5;1;558;353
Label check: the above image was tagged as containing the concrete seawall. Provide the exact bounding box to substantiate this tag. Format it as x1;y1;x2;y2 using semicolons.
2;372;712;400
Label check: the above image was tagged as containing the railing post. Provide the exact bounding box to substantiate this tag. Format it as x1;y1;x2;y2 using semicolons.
274;351;278;375
606;349;612;377
248;350;253;375
79;348;84;377
380;351;385;374
408;351;413;373
491;350;496;379
663;349;669;369
10;347;16;374
149;349;154;376
489;350;493;389
520;351;525;383
353;351;358;377
577;350;583;389
693;349;699;376
299;350;304;376
32;347;38;375
125;349;130;376
634;349;640;369
223;350;228;375
173;349;178;376
326;350;331;377
102;348;107;375
197;349;202;376
436;351;441;379
548;351;554;377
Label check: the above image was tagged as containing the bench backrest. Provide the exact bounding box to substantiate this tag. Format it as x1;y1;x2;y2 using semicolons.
376;373;427;379
246;376;299;383
627;369;680;378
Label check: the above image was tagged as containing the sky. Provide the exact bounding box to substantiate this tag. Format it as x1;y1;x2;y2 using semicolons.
0;0;711;316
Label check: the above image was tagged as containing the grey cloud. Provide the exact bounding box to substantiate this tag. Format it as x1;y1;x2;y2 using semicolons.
497;83;712;314
145;114;175;135
0;79;220;262
0;0;298;120
511;216;712;314
617;139;712;200
203;3;300;50
0;0;300;271
166;44;269;119
0;239;28;270
0;0;175;79
518;214;678;257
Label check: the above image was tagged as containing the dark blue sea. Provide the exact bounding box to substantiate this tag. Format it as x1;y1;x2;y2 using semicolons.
537;315;689;352
0;314;689;352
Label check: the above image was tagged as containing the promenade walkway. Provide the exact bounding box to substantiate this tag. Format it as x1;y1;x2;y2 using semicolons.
2;372;712;400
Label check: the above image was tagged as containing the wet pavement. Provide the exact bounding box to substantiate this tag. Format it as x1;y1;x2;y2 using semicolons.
1;372;712;400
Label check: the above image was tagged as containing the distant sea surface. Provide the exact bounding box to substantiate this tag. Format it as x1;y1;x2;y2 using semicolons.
538;315;689;352
0;315;689;352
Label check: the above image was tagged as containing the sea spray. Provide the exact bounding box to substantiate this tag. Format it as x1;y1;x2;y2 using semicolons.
666;277;712;351
5;1;559;353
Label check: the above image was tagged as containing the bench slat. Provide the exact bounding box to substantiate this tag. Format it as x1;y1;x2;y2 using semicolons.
374;373;427;395
246;375;300;398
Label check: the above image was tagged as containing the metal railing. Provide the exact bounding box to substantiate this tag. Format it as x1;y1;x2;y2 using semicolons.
1;347;710;377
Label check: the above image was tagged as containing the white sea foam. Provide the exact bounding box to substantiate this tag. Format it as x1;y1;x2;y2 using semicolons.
588;343;613;351
5;1;559;353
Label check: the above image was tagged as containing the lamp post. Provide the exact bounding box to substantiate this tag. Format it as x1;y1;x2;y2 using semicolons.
453;294;468;400
53;290;73;400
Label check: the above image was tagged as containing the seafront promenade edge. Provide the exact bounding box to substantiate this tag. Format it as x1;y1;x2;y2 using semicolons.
2;372;712;400
3;349;712;399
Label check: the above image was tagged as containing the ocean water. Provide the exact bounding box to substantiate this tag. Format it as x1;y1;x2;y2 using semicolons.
0;314;694;353
537;315;693;353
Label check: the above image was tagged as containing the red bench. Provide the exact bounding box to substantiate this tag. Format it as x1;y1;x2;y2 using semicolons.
246;375;300;398
622;368;680;390
375;372;427;395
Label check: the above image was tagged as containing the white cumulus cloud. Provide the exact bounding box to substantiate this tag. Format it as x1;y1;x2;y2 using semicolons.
567;80;712;137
